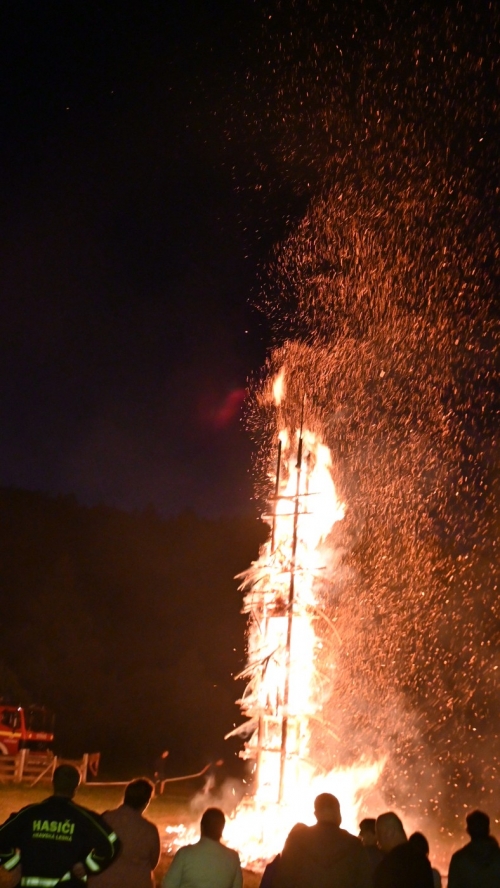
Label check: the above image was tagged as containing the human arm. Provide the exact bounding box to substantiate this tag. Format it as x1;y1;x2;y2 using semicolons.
447;854;464;888
162;849;184;888
433;869;442;888
0;812;23;875
74;806;121;877
149;825;161;871
0;866;21;888
260;857;280;888
232;853;243;888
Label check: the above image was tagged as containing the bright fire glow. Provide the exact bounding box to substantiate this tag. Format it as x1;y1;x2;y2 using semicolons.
220;373;384;867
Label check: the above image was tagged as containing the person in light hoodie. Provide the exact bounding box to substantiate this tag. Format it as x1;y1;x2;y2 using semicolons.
163;807;242;888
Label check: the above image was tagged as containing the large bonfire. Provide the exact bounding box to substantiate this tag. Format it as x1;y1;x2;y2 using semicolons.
222;368;383;867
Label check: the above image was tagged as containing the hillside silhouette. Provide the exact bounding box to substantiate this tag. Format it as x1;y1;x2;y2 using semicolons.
0;488;266;775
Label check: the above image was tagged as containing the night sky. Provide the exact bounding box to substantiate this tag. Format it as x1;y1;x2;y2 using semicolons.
0;1;284;517
1;1;496;520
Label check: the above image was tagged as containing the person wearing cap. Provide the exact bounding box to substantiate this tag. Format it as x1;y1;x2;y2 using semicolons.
0;763;120;887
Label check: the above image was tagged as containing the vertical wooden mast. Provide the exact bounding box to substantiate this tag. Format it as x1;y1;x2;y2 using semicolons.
278;400;305;803
256;438;283;787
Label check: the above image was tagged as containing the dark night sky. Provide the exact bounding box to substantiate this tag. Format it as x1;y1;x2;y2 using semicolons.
0;1;284;516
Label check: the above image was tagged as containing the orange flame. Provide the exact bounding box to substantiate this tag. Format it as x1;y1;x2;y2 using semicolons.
221;370;384;866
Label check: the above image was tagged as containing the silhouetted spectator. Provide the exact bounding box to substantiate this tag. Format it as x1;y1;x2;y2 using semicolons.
359;818;384;874
274;792;371;888
259;824;308;888
163;807;242;888
89;778;160;888
374;812;433;888
0;764;119;887
448;809;500;888
409;832;442;888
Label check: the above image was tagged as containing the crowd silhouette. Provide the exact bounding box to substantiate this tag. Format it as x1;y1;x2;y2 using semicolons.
0;772;499;888
254;796;500;888
163;792;500;888
255;796;500;888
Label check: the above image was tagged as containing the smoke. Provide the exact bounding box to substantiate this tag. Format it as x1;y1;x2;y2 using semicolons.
189;774;248;820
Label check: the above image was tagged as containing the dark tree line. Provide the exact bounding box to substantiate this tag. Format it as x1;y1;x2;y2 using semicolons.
0;488;266;776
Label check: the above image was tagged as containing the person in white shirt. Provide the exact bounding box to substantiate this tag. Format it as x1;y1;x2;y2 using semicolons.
163;807;242;888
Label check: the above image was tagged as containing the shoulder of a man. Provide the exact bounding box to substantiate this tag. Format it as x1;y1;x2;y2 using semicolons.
338;828;365;849
449;845;467;865
203;840;239;861
202;839;240;869
143;814;160;831
378;843;433;884
0;802;41;831
67;800;114;835
141;814;161;842
68;800;105;819
221;844;240;863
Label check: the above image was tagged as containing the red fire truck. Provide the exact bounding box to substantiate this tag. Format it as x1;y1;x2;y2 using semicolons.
0;705;54;755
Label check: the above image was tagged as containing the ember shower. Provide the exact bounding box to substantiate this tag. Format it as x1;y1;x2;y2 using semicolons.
234;1;499;837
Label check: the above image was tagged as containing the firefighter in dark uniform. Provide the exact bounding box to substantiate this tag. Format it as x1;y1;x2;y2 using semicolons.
0;764;120;887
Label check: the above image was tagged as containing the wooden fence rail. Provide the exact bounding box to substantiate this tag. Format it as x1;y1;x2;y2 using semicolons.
0;751;96;785
0;756;17;782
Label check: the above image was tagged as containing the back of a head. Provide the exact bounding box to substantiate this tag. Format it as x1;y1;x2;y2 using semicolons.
200;807;225;841
376;812;407;853
466;810;490;840
409;831;430;856
359;818;377;846
124;778;154;811
284;822;308;854
314;793;341;826
53;764;81;798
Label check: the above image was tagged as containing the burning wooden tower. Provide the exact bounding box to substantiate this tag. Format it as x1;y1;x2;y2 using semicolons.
227;406;345;806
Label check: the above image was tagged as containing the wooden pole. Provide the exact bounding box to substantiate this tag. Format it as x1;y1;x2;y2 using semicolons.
278;399;305;803
270;438;282;553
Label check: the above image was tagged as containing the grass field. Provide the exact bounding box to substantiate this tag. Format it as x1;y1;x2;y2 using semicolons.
0;782;261;887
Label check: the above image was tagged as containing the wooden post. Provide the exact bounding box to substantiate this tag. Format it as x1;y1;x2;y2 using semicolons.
14;749;27;783
30;756;56;788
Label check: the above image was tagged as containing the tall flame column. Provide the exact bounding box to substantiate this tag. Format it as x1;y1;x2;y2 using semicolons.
236;422;345;807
